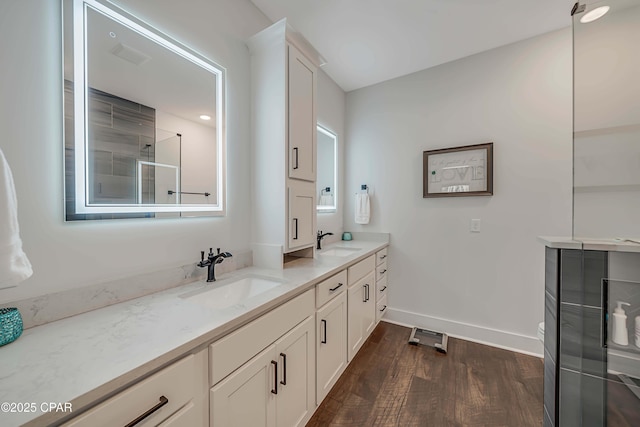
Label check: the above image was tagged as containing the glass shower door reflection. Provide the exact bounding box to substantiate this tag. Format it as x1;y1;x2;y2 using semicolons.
572;0;640;239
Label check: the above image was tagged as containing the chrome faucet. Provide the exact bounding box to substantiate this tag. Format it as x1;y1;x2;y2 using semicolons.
198;248;233;282
316;230;334;250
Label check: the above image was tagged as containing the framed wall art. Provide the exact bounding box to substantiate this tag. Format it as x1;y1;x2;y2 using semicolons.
423;142;493;198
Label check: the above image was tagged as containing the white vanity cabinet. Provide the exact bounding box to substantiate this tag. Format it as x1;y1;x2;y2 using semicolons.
249;19;324;259
315;271;348;404
210;289;315;427
346;256;376;361
375;248;389;322
63;351;208;427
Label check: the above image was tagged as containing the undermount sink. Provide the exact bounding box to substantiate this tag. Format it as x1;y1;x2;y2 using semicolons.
319;247;361;257
180;275;284;310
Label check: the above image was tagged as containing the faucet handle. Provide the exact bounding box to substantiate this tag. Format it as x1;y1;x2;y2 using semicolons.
217;248;221;254
201;251;205;262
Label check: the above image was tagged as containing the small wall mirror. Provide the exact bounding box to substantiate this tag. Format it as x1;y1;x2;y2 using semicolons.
316;125;337;212
63;0;226;220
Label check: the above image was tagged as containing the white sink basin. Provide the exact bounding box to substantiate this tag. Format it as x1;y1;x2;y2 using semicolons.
319;247;361;257
180;275;284;310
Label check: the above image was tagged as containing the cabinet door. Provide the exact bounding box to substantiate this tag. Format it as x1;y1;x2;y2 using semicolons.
347;281;365;361
275;315;316;427
288;44;316;182
361;272;377;337
211;345;277;427
288;185;315;250
317;292;347;403
348;272;376;361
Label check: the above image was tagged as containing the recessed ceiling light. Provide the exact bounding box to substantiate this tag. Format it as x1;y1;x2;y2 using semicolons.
109;31;116;38
199;115;211;121
580;6;610;23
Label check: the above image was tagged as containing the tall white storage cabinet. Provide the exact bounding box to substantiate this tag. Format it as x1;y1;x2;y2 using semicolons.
248;19;325;267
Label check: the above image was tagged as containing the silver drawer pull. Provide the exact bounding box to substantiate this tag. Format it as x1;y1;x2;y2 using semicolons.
124;396;168;427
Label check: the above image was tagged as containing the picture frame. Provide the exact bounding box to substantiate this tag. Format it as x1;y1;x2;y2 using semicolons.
423;142;493;198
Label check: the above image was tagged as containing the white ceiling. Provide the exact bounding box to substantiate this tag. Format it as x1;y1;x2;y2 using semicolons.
250;0;577;92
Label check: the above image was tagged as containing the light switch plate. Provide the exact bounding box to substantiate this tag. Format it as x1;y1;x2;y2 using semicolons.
470;219;481;233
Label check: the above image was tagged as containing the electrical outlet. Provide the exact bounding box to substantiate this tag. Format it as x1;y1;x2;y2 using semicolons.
470;219;481;233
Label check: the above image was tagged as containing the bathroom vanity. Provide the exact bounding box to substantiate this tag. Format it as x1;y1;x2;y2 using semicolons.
540;237;640;427
0;239;389;427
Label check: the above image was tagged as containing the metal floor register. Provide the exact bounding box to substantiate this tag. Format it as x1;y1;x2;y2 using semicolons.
408;327;448;354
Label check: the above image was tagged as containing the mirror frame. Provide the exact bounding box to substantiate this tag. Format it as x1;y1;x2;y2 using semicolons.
67;0;226;215
316;124;337;212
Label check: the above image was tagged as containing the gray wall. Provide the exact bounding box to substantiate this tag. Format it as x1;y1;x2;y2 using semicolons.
344;28;573;354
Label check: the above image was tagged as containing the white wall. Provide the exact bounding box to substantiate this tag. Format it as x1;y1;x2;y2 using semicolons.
316;69;346;243
0;0;271;302
345;29;573;354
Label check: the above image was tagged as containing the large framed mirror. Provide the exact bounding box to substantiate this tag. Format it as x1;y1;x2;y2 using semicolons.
63;0;226;220
316;125;337;212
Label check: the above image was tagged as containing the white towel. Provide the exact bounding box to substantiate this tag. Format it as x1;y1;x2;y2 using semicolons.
319;194;334;206
355;193;370;224
0;148;32;289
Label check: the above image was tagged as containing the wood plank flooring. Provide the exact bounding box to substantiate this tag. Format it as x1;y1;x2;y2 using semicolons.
306;322;543;427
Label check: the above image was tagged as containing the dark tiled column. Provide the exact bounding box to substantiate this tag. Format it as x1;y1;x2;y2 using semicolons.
556;249;608;427
544;247;560;427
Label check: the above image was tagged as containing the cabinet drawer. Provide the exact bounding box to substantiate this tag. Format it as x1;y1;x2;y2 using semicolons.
376;295;388;323
347;255;375;285
376;248;388;265
316;270;347;308
376;275;388;302
376;261;388;282
64;354;199;427
210;288;314;385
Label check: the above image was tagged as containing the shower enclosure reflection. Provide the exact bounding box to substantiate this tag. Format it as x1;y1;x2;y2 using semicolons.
63;0;225;219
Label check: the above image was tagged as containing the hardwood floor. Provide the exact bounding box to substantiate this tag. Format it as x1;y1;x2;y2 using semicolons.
306;322;543;427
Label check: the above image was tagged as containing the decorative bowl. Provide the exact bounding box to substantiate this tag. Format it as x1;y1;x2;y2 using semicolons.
0;308;23;346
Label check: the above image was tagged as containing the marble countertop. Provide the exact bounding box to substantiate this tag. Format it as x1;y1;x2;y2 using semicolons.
0;239;388;427
538;236;640;253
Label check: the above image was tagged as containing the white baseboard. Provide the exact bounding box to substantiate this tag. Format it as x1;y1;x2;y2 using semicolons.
384;307;543;358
